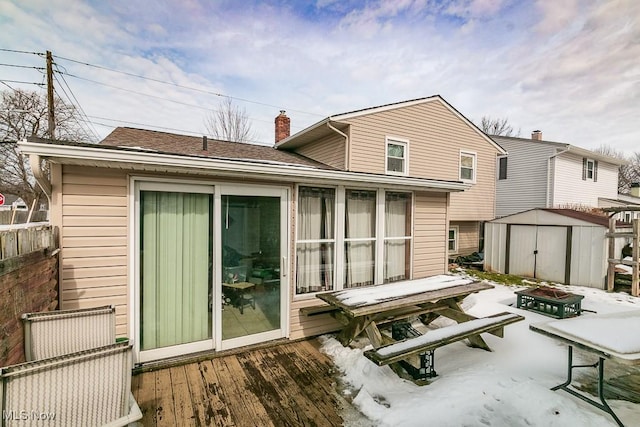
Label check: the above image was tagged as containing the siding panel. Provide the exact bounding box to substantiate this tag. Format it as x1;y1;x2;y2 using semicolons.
494;137;559;217
450;221;479;256
552;152;619;208
296;133;345;169
412;191;448;278
60;166;129;337
343;100;498;221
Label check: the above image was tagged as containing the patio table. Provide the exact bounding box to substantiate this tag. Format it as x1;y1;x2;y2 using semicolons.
316;275;495;350
530;310;640;427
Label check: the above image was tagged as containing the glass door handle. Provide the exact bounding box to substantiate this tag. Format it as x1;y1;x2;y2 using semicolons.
282;256;287;277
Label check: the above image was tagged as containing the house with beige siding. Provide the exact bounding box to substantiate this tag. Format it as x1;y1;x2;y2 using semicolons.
18;95;502;365
277;96;505;258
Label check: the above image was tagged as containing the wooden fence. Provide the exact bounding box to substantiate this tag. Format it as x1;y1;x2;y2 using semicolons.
0;210;48;225
0;224;55;261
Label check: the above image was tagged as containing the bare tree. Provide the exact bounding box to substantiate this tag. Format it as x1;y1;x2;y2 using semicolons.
594;144;640;193
204;98;256;143
0;89;93;209
479;116;521;137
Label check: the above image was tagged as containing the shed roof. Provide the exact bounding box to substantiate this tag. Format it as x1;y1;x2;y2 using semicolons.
491;208;629;228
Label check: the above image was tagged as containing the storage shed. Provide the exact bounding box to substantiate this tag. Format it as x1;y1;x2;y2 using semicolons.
484;209;630;288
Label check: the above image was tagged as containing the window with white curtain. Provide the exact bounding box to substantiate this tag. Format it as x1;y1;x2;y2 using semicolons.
344;189;377;288
295;187;335;294
384;192;412;283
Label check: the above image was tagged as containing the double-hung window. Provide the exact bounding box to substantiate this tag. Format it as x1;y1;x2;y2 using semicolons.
344;189;377;288
448;226;458;253
582;158;598;181
384;192;412;283
295;187;335;294
498;156;507;180
386;138;408;175
460;151;476;183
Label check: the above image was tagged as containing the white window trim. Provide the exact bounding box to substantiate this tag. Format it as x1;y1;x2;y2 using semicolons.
497;155;507;180
586;158;595;180
459;151;477;184
448;225;459;254
385;137;409;176
293;185;414;299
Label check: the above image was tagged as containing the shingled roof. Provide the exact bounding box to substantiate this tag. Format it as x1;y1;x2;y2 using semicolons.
100;127;335;170
543;208;628;227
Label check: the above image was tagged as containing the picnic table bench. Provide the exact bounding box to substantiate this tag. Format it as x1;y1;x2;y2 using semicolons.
364;312;524;367
309;275;524;382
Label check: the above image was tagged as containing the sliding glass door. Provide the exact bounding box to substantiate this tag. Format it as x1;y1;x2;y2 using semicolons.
137;182;214;362
135;182;289;360
217;186;288;350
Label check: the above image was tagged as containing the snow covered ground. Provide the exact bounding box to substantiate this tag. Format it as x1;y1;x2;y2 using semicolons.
320;274;640;427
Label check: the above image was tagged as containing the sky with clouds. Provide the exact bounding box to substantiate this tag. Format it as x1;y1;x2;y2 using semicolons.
0;0;638;154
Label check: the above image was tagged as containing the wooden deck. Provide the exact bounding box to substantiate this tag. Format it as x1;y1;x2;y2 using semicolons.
131;338;351;426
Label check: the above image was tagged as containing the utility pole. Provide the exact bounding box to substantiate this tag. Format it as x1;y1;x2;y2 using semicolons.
46;50;55;139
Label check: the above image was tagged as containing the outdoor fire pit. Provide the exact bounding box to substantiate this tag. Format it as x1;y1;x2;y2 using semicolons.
515;286;584;319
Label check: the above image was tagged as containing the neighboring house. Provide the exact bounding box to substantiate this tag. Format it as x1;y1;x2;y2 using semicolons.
493;131;626;218
17;95;502;364
0;195;27;211
485;208;630;289
598;183;640;222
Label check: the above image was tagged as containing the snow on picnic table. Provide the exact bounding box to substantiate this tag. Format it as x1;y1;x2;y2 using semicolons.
332;274;474;307
376;313;519;358
541;310;640;356
320;274;640;427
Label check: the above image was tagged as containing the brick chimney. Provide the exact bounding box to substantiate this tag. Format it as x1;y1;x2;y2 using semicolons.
631;182;640;198
531;130;542;140
275;110;290;143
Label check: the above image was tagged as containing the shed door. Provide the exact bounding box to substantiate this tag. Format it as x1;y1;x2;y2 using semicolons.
536;226;567;283
508;225;536;277
508;225;567;283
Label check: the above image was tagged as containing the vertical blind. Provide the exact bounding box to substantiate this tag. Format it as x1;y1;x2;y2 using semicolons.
140;191;212;350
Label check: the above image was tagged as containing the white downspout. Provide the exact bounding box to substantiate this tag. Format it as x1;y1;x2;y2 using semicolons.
547;147;570;208
29;153;52;204
326;121;350;170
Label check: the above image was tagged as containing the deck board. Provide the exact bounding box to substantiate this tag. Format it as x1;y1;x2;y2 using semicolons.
133;339;349;426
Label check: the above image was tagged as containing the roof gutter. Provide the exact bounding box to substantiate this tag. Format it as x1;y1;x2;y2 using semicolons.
17;141;470;192
326;120;350;170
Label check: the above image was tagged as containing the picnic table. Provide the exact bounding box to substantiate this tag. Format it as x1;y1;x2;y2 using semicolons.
530;310;640;427
312;275;524;381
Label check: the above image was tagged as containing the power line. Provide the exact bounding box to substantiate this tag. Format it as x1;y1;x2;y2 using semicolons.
53;64;101;141
57;70;280;126
0;48;42;55
52;75;100;142
53;54;324;117
0;79;45;86
80;115;272;145
0;63;45;71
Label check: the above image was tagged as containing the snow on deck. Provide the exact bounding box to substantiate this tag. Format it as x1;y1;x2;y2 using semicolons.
540;310;640;356
376;313;518;357
333;275;474;307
